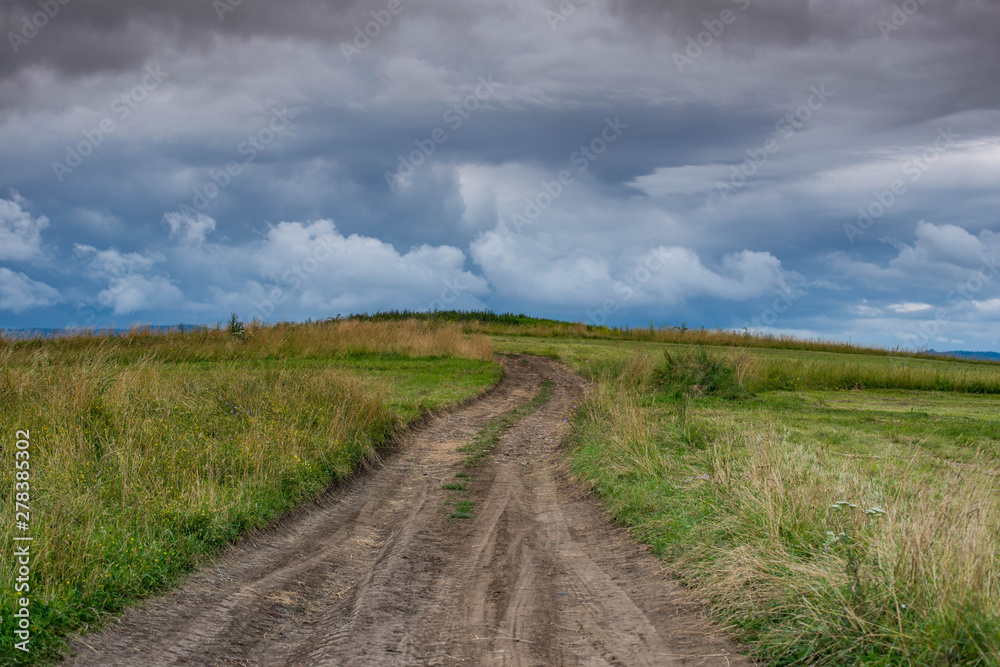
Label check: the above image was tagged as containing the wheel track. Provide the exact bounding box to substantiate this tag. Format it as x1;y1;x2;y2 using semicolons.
67;355;751;666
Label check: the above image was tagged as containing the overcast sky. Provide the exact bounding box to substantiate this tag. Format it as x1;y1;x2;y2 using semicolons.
1;0;998;350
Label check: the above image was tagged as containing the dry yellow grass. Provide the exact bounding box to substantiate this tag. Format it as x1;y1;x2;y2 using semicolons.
0;319;495;664
571;350;1000;664
700;425;1000;654
1;319;493;366
292;319;493;360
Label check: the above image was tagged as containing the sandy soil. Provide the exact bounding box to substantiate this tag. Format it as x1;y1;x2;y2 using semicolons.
67;355;751;666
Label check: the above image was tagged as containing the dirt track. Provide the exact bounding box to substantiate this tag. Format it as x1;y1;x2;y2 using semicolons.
68;355;750;666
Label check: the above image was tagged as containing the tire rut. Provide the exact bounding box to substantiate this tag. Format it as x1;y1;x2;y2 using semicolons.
67;355;751;666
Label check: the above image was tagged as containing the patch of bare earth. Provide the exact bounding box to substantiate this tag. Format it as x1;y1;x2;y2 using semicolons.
67;355;751;666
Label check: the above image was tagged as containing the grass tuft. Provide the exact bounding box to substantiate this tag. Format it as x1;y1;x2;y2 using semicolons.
461;379;555;466
447;500;474;520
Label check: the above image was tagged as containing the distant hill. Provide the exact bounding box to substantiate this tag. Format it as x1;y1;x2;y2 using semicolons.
1;324;207;340
930;350;1000;362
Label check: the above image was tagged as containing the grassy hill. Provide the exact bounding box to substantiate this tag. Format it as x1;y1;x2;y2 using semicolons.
2;312;998;665
0;320;500;665
488;325;1000;665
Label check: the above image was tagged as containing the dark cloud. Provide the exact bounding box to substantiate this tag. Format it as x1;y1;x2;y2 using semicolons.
0;0;997;349
1;0;368;78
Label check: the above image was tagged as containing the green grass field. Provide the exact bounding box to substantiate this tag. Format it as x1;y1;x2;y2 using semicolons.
3;313;998;665
494;337;1000;665
0;320;500;665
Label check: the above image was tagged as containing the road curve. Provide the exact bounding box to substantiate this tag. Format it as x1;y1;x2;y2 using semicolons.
68;355;750;666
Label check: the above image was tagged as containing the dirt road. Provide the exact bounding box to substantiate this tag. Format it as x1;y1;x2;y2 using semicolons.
68;355;750;666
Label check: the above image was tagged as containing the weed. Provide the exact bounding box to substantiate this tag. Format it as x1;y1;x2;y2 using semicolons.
461;379;555;466
448;500;474;520
227;313;247;339
656;348;751;400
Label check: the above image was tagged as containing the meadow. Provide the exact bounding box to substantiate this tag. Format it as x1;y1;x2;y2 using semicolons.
0;319;499;665
533;342;1000;665
355;309;992;362
3;313;999;665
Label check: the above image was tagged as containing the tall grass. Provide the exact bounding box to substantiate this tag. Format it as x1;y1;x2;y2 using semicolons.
702;427;999;664
1;319;493;366
571;352;1000;665
744;354;1000;394
584;346;1000;395
348;309;999;363
0;320;494;664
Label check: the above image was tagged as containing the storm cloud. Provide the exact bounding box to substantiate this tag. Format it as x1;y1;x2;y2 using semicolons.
1;0;997;350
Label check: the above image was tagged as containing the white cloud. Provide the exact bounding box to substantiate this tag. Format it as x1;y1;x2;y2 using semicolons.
164;210;217;245
0;268;61;313
74;244;180;315
639;247;789;303
908;221;993;268
74;244;163;276
831;220;1000;287
888;302;933;313
245;219;490;315
806;137;1000;200
471;229;612;304
62;215;494;320
97;274;184;315
627;165;731;197
0;191;48;261
470;228;788;307
973;298;1000;314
